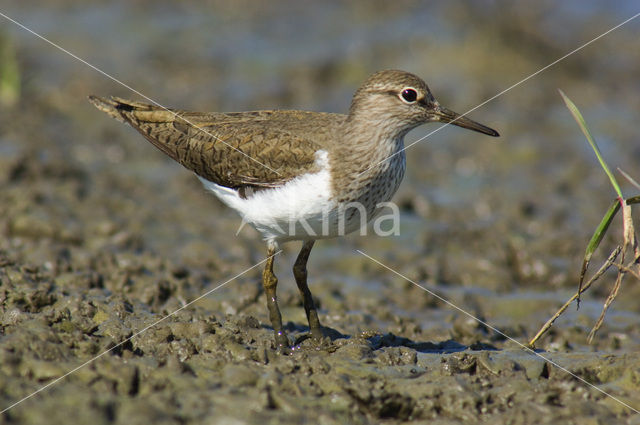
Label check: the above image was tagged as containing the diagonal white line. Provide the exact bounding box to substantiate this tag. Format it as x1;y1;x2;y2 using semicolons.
356;249;640;415
0;11;282;177
358;11;640;178
0;251;281;415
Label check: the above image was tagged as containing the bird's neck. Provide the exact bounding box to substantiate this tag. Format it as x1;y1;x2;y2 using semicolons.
327;119;407;205
339;115;408;169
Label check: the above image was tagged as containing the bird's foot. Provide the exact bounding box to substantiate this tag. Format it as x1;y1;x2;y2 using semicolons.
293;325;334;348
309;325;328;342
273;330;293;354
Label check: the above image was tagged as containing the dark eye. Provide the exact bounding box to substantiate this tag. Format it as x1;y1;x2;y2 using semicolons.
401;88;418;103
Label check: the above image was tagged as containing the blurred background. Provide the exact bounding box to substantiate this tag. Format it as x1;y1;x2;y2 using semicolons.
1;0;639;349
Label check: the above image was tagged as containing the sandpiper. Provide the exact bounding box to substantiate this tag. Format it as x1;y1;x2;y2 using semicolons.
89;69;499;350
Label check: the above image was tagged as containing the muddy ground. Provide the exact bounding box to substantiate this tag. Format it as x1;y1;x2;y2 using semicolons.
1;2;640;424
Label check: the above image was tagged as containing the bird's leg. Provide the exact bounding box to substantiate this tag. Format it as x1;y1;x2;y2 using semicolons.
293;240;323;340
263;246;290;350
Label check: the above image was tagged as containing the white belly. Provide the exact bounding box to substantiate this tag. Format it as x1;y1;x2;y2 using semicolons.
198;150;337;244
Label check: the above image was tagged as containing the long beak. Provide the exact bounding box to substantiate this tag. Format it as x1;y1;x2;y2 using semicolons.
433;106;499;137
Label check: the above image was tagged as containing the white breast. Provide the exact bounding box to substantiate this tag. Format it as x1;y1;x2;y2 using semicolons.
198;150;336;244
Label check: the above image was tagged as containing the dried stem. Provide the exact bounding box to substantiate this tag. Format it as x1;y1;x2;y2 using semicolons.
527;246;621;348
588;259;625;343
615;261;640;281
588;201;638;342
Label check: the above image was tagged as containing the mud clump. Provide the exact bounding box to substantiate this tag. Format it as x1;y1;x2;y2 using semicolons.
1;244;639;424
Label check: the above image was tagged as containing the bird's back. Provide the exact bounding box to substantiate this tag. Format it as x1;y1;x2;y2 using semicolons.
89;96;345;190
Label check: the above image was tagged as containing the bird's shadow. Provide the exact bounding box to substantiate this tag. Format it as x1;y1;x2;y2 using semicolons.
277;322;499;354
365;332;499;354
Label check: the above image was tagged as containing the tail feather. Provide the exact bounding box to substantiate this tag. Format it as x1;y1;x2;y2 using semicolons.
88;95;127;123
88;95;187;164
88;95;156;123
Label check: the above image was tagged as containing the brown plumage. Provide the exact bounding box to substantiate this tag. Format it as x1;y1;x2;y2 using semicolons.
90;70;499;352
88;95;343;190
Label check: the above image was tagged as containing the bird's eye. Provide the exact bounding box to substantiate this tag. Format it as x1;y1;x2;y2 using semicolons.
400;88;418;103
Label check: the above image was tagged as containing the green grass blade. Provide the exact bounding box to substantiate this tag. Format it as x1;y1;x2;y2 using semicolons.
559;90;622;199
0;32;21;106
578;199;620;296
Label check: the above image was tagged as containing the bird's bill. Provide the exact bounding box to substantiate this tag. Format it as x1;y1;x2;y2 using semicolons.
434;107;499;137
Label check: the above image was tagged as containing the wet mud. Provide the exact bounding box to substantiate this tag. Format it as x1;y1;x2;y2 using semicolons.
2;2;640;424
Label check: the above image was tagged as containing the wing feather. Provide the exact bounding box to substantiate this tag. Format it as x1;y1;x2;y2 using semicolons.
88;96;341;189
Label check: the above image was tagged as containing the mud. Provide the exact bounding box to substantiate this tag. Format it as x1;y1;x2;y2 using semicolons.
2;2;640;424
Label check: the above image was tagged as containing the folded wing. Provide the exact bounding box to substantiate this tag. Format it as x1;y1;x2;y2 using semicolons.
89;96;339;189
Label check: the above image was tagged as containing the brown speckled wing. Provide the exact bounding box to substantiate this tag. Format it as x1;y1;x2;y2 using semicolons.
89;96;341;189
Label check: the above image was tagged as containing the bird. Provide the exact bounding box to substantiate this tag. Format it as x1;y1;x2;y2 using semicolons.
89;69;499;352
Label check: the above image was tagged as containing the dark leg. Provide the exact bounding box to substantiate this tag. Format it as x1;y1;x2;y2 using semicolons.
263;245;290;349
293;240;323;340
